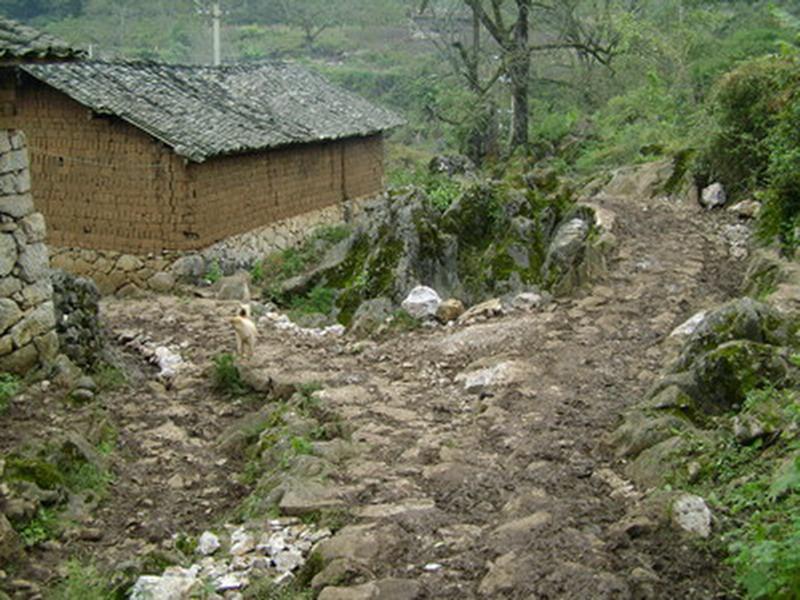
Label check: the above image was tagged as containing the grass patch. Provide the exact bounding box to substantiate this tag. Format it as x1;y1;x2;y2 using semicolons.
671;386;800;598
92;364;128;392
18;507;59;547
211;353;250;397
288;284;336;317
0;372;20;415
49;560;114;600
205;259;223;284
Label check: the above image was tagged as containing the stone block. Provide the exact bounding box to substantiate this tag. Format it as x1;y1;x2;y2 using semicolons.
0;275;21;297
0;149;29;175
148;271;175;293
19;212;46;243
0;334;12;356
0;193;33;218
0;233;17;276
0;342;38;374
19;279;53;310
11;301;56;348
17;242;49;283
116;254;144;272
0;298;22;334
34;330;59;361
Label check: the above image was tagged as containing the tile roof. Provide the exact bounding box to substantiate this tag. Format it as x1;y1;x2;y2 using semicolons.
21;60;405;162
0;15;84;60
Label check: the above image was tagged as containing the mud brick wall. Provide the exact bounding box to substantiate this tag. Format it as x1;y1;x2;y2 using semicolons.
186;134;385;247
0;130;58;374
0;74;186;254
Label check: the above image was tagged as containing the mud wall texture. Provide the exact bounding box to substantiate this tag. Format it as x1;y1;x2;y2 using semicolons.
0;130;57;373
0;73;386;255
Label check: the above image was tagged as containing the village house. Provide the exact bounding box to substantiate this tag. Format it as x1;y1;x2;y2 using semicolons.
0;16;402;292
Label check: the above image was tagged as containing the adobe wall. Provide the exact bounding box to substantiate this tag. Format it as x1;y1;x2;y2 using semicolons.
0;73;189;254
0;130;58;374
185;135;385;247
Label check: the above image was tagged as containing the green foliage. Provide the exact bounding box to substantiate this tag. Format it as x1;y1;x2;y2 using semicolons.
91;364;128;391
673;383;800;599
389;167;462;212
289;284;336;317
211;353;249;396
18;507;59;547
242;578;314;600
49;560;114;600
205;259;223;285
0;372;20;414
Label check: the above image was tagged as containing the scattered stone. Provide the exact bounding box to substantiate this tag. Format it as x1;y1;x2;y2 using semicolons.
511;292;544;311
148;271;176;293
197;531;221;556
279;481;344;516
457;298;503;324
169;255;206;280
435;298;465;323
230;527;257;556
671;493;711;538
669;311;707;338
0;514;22;566
401;286;442;320
455;361;525;394
728;199;760;219
216;275;251;301
700;182;726;209
129;566;200;600
154;346;183;379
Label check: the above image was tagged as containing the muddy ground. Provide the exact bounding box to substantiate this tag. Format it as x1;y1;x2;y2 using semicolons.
1;187;746;598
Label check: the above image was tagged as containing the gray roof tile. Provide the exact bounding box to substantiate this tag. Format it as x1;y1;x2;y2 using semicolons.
21;60;405;162
0;16;84;60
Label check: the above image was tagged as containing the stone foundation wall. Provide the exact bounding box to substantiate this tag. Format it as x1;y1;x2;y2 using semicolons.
0;130;57;374
49;194;388;296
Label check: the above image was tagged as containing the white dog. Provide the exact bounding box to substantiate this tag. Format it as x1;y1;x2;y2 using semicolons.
228;304;257;357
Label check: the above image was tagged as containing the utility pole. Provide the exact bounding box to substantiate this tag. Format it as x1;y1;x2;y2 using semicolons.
212;1;221;66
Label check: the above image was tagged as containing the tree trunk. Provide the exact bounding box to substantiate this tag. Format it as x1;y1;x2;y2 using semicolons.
508;0;531;153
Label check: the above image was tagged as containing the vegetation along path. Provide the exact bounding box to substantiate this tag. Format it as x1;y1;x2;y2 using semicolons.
2;182;745;598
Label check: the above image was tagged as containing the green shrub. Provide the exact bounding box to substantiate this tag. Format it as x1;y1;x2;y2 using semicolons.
0;372;19;414
212;353;248;396
289;284;336;316
697;56;800;195
205;259;223;284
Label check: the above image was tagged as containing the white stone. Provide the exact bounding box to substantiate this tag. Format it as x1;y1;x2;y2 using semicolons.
401;285;442;319
230;527;257;556
455;361;522;394
258;531;287;556
672;493;712;538
700;183;727;209
154;346;183;378
669;311;707;338
214;572;248;592
197;531;221;556
273;549;304;573
511;292;544;311
129;566;200;600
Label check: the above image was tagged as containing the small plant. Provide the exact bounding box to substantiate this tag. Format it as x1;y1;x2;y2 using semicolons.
289;436;314;456
212;353;249;396
0;372;20;414
289;284;336;316
49;560;111;600
205;259;223;284
250;260;265;285
92;364;127;391
18;507;59;547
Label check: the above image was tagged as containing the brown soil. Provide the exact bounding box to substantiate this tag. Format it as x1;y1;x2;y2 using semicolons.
0;190;746;598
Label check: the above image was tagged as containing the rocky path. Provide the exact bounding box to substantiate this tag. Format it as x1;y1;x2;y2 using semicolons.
0;185;737;599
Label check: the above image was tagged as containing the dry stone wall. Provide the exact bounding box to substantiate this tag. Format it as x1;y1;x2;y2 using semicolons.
49;194;387;296
0;130;57;373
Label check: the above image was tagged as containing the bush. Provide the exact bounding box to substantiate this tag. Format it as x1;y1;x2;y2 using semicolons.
696;56;800;193
212;353;248;396
0;372;19;414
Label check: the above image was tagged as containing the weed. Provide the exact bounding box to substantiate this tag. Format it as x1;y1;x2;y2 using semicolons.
212;353;249;396
92;364;128;391
0;372;20;414
49;560;111;600
243;577;314;600
289;284;336;316
250;260;265;285
205;259;223;284
62;461;114;499
289;436;314;456
18;507;59;547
